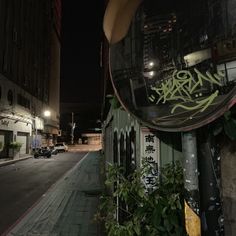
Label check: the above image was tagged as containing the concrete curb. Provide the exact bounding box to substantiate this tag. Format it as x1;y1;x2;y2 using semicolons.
0;156;33;167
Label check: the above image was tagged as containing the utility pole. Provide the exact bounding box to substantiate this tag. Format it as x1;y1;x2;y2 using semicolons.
71;112;75;145
182;131;201;236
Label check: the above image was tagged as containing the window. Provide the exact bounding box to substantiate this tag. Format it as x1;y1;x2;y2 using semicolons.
17;94;30;109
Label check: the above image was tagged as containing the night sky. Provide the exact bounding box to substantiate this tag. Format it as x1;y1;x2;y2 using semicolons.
60;1;104;133
61;1;104;102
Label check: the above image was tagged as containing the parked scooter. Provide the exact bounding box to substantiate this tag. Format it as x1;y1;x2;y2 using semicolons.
34;147;52;158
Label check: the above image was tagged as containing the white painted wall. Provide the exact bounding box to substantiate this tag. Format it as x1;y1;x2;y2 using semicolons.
16;135;27;154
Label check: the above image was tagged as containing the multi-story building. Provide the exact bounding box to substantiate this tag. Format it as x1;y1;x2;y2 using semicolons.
0;0;61;158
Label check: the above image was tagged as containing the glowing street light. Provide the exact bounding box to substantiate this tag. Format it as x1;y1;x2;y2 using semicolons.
148;61;154;68
149;71;155;77
43;110;51;117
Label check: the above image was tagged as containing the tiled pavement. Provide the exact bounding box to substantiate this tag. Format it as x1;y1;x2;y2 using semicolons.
5;151;105;236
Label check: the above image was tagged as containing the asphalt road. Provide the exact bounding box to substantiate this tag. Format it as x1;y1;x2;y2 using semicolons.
0;151;87;235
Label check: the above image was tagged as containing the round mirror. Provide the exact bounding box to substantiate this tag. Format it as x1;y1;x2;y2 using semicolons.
109;0;236;131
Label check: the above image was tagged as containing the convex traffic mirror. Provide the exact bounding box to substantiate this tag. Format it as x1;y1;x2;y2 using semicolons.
107;0;236;131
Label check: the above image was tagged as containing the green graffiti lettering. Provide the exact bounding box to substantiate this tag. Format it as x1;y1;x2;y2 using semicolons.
148;95;155;102
149;68;225;114
171;90;219;113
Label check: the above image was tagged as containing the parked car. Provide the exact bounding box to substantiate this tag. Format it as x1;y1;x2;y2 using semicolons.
54;142;68;152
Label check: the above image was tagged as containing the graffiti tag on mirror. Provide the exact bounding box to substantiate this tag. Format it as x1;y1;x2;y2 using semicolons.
149;68;225;117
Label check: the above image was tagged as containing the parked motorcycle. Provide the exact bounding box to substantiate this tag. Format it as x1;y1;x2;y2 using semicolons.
34;147;52;158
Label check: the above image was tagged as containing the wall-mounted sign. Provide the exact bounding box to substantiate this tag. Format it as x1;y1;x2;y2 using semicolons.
108;0;236;131
140;128;160;192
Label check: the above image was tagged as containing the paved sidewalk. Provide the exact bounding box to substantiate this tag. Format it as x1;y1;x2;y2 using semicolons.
0;155;32;167
5;151;105;236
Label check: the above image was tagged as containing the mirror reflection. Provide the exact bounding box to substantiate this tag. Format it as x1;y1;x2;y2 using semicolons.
110;0;236;131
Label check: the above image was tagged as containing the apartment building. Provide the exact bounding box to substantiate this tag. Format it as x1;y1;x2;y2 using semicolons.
0;0;61;158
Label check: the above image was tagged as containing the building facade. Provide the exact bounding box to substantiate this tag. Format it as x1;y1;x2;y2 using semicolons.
0;0;61;158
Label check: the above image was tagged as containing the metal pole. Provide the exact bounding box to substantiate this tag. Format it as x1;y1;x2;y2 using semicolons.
35;126;38;149
71;112;74;145
182;131;201;236
33;118;38;150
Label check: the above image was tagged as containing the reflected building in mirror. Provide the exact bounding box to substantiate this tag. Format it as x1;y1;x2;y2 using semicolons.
109;0;236;131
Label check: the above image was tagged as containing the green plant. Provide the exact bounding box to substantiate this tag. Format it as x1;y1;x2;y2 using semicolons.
95;162;187;236
8;141;22;150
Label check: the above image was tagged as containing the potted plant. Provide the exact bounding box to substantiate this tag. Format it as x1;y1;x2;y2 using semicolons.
8;142;22;159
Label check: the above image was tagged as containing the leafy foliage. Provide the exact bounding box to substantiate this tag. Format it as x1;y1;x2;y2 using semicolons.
8;141;22;150
95;162;187;236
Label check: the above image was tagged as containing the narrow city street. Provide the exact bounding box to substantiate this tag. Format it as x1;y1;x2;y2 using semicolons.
0;152;87;235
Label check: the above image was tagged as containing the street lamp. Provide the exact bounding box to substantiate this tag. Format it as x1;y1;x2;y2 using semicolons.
71;112;75;145
43;110;52;147
148;61;154;68
43;110;51;117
